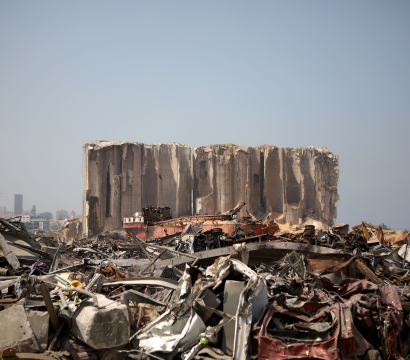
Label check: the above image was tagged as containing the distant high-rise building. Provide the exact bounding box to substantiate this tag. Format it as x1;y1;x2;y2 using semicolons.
69;210;76;219
39;212;53;220
0;206;6;214
14;194;23;216
30;205;36;216
56;210;69;220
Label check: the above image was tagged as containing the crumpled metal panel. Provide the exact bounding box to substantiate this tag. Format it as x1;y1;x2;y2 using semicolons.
254;303;340;360
377;284;404;360
137;307;206;353
321;277;379;298
337;279;379;298
338;303;372;359
380;284;402;311
305;254;355;277
253;301;372;360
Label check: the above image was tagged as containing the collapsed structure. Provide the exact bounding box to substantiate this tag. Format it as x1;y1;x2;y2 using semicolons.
1;214;410;360
82;141;339;237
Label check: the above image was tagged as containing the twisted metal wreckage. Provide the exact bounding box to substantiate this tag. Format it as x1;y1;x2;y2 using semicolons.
1;205;410;360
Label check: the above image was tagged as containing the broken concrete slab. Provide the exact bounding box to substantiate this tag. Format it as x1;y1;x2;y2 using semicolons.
26;310;50;350
71;294;130;349
0;305;41;353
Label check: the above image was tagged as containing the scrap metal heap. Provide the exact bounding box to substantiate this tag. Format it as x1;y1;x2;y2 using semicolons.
141;206;172;225
1;215;410;360
121;202;269;240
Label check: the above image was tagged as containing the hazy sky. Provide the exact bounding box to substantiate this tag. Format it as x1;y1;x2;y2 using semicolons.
1;1;409;229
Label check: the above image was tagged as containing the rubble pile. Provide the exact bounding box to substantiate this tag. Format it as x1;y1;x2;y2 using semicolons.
61;231;146;262
1;216;410;360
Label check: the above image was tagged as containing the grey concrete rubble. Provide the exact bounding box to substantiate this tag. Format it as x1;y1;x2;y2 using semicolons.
26;310;50;350
1;183;410;360
0;305;42;353
71;295;130;349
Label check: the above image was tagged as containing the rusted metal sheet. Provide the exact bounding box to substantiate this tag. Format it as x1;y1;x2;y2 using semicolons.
0;289;26;304
380;283;402;311
337;279;378;298
123;202;279;239
352;222;371;241
253;301;371;360
377;226;386;245
376;284;404;360
141;205;172;225
305;254;354;277
387;232;408;246
338;303;371;359
124;222;278;239
305;254;380;285
124;221;234;238
355;258;381;284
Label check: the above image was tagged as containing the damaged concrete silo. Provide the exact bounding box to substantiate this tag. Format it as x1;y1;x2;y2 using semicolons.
82;141;338;237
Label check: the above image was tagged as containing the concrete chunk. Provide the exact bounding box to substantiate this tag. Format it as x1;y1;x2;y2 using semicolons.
71;294;130;349
26;310;49;350
0;305;41;353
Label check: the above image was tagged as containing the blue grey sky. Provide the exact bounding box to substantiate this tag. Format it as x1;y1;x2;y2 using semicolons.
1;1;409;229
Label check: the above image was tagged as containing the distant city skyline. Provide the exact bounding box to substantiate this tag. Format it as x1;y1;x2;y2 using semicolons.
0;193;78;220
0;194;76;232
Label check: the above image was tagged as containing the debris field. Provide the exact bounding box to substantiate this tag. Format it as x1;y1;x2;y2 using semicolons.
1;211;410;360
